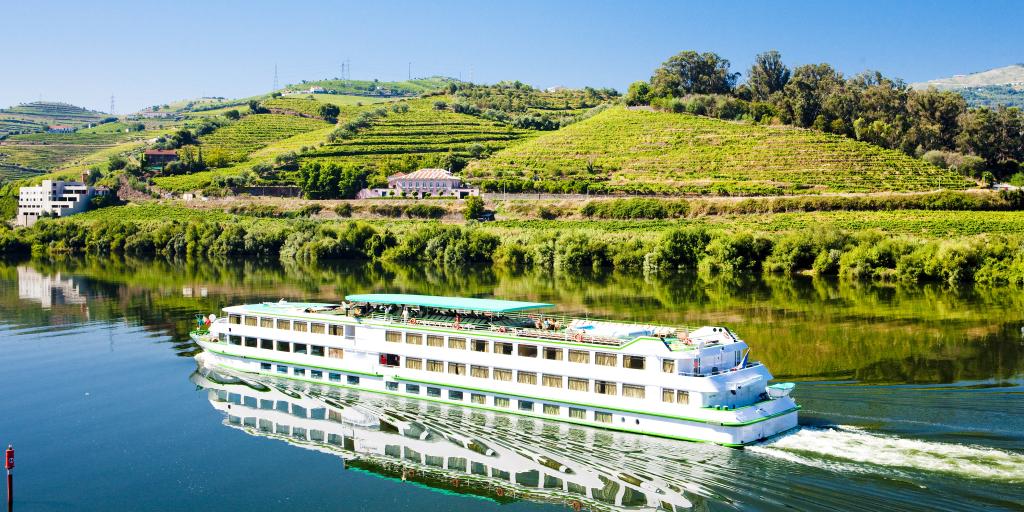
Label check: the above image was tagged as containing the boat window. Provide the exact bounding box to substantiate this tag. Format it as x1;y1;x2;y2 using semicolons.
276;341;290;352
427;387;441;397
244;316;257;327
448;337;467;350
259;317;273;328
311;370;323;379
385;330;402;342
662;388;675;403
595;380;617;395
328;348;344;359
277;365;288;374
543;404;560;415
294;368;306;377
229;314;241;325
471;339;488;352
426;335;444;347
447;457;467;472
543;347;563;360
595;352;617;367
677;390;690;405
406;333;423;345
229;335;242;345
293;343;308;354
386;381;398;391
311;323;325;334
311;345;324;357
261;363;272;370
494;397;510;408
329;373;341;382
518;344;538;358
347;375;360;385
568;377;589;392
493;342;513;355
219;333;228;343
622;384;645;399
329;324;343;336
448;390;464;400
448;363;466;376
406;357;423;370
380;354;400;367
427;360;444;372
594;411;612;423
624;355;646;370
517;371;537;385
518;400;534;411
569;407;586;420
344;325;355;339
293;321;308;333
405;384;420;394
471;393;486;404
662;359;675;373
471;365;489;378
244;337;257;348
275;318;290;330
493;368;512;381
260;339;273;350
542;374;563;388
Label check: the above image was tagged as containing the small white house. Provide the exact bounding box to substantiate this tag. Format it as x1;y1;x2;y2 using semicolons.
16;177;108;227
359;168;479;199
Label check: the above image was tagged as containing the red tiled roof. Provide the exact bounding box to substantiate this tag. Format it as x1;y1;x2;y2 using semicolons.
388;168;457;181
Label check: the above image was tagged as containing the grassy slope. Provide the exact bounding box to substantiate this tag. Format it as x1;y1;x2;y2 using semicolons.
198;113;328;162
467;107;974;195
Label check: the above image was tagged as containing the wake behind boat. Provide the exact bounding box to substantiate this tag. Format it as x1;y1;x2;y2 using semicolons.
190;294;798;446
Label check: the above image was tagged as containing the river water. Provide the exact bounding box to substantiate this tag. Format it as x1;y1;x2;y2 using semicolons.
0;258;1021;511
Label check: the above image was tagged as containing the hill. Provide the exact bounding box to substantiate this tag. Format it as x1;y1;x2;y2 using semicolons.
287;77;454;97
465;106;973;195
912;64;1024;108
0;101;110;138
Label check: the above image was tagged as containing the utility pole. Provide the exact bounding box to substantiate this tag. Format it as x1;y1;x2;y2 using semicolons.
408;62;411;80
109;95;115;115
273;64;279;91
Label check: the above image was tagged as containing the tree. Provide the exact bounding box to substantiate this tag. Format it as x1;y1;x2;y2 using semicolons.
317;104;340;122
624;81;652;106
107;155;127;171
904;88;965;151
247;100;268;114
464;195;485;220
775;63;844;127
747;51;790;101
650;51;738;98
298;161;370;199
223;109;240;120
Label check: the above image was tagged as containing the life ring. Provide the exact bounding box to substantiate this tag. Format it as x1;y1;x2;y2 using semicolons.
497;326;508;333
571;500;582;512
451;478;460;487
573;332;584;342
407;469;415;477
496;487;504;497
408;318;417;325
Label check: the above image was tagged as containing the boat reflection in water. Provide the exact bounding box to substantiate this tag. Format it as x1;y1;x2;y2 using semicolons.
192;361;717;511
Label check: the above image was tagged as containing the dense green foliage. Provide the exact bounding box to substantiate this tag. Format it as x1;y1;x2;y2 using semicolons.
290;77;454;97
297;161;370;199
197;114;327;164
450;81;617;130
956;84;1024;109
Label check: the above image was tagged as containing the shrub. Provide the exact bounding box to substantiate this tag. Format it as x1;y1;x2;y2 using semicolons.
464;196;485;220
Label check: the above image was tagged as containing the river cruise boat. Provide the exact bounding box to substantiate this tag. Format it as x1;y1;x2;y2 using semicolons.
190;294;798;446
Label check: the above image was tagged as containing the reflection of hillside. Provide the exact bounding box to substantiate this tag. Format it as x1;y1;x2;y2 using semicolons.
192;364;712;511
2;257;1022;383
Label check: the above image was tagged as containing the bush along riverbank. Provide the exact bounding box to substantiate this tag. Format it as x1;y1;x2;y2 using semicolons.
8;213;1024;288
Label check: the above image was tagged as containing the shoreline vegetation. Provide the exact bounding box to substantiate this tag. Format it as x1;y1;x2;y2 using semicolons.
4;194;1024;288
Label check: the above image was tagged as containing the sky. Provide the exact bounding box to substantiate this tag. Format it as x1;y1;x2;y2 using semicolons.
4;0;1023;113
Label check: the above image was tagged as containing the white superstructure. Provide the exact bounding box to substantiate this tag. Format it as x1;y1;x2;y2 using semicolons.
191;294;798;446
16;178;107;227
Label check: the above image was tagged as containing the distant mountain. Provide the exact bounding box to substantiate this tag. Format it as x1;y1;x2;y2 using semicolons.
0;101;110;138
911;65;1024;108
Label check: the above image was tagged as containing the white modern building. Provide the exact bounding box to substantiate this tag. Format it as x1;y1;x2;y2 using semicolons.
16;178;108;227
360;168;479;199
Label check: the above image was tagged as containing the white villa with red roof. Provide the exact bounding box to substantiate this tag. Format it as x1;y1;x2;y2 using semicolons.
360;168;479;199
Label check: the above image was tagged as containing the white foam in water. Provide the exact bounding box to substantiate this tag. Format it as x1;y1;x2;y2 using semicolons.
749;426;1024;482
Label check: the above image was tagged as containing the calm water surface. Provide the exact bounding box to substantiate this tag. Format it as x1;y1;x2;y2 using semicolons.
0;258;1022;511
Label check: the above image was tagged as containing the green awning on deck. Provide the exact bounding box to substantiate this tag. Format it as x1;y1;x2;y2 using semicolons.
344;294;553;313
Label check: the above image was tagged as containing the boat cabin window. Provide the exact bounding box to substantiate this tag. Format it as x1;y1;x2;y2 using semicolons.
329;324;342;336
622;384;645;399
347;375;360;385
624;355;646;370
218;333;228;343
471;393;486;404
518;344;538;358
471;339;488;352
260;339;273;350
328;348;344;359
379;353;400;367
448;390;464;401
405;384;420;394
275;318;290;330
405;357;422;370
594;411;612;423
426;335;444;347
517;371;537;385
293;321;308;333
310;323;325;334
259;317;273;328
276;365;287;374
311;345;324;357
543;347;563;361
471;365;489;378
294;368;306;377
595;352;617;367
385;330;402;343
329;373;341;382
244;337;257;348
518;400;534;412
569;407;586;419
427;360;444;372
293;343;308;354
568;377;588;392
276;341;290;352
311;370;323;379
662;359;675;373
448;363;466;376
406;333;423;345
494;342;513;355
494;397;510;408
542;374;563;388
595;380;617;395
543;404;560;415
229;335;242;345
568;349;589;363
493;368;512;381
229;314;241;325
427;387;441;397
244;316;257;327
448;337;467;350
344;325;355;339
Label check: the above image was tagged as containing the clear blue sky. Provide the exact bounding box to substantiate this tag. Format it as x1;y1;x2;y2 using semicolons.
4;0;1022;113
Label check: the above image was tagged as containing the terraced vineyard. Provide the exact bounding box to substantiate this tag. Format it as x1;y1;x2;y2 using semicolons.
199;114;328;162
467;107;974;195
303;98;534;168
0;102;108;134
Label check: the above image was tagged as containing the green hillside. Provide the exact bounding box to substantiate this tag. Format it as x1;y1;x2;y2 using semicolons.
198;113;329;163
0;101;110;138
290;77;453;97
466;106;974;195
